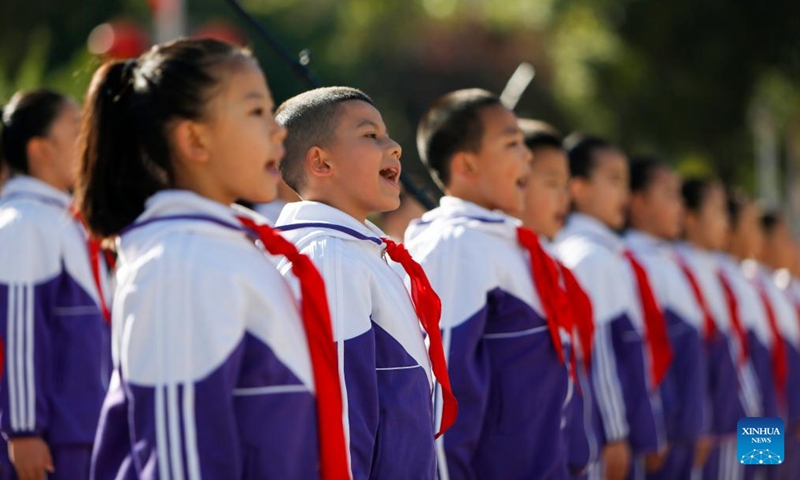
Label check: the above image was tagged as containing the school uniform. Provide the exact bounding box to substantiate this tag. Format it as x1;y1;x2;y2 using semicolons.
673;244;747;480
777;271;800;479
717;255;776;480
277;200;437;480
0;176;111;479
625;230;708;480
404;196;573;480
745;263;800;480
91;190;327;480
254;199;287;224
556;214;664;480
544;239;599;480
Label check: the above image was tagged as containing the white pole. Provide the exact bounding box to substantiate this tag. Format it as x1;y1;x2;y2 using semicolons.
154;0;186;44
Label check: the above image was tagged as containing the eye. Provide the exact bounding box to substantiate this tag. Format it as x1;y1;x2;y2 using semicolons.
365;132;378;139
506;140;520;148
250;108;265;117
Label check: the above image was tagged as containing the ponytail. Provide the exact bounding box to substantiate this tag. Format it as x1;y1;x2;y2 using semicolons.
75;60;169;238
75;38;252;238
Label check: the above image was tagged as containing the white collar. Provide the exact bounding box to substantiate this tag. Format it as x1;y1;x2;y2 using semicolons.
276;200;387;247
561;212;624;253
1;175;72;209
624;229;665;254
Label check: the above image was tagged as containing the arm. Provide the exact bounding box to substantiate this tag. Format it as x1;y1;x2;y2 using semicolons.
415;239;491;480
0;220;59;480
297;238;378;480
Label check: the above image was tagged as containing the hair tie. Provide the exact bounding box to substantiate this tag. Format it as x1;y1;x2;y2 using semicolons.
106;59;138;102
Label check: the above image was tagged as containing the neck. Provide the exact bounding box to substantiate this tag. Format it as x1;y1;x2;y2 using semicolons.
25;168;69;193
446;184;493;211
629;220;664;240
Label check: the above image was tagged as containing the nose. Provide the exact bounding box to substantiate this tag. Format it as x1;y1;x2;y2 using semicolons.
386;137;402;160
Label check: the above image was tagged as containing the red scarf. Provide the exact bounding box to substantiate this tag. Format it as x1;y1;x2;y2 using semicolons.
755;279;789;400
516;228;567;365
624;251;673;387
558;262;594;371
71;208;112;324
238;216;350;480
716;270;750;365
676;256;717;342
381;237;457;438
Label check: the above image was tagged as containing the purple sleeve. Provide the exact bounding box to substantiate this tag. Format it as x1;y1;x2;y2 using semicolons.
0;280;56;439
662;309;706;443
606;313;662;454
440;305;491;480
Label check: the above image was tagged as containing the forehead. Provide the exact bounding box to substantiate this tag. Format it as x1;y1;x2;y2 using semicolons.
335;99;383;127
593;148;628;173
478;104;519;134
214;59;271;103
530;147;568;170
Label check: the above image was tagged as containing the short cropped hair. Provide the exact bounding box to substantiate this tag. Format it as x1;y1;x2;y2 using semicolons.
564;133;613;179
275;86;374;192
416;88;502;187
518;119;563;152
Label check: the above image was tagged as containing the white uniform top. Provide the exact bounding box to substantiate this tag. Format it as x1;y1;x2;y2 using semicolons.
115;190;313;389
624;230;704;331
743;261;800;348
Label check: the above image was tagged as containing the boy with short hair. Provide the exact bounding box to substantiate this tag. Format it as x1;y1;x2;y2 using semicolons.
405;89;573;479
518;119;598;479
273;86;455;480
555;135;667;480
624;157;711;479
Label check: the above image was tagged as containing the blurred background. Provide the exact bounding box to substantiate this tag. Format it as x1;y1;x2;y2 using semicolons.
2;0;800;222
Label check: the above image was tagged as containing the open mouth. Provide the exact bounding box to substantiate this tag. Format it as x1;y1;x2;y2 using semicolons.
379;165;400;184
265;159;281;175
516;176;529;190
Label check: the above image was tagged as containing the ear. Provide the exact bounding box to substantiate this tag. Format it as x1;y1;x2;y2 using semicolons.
306;146;333;179
450;151;479;181
171;119;211;166
25;137;50;167
569;176;589;205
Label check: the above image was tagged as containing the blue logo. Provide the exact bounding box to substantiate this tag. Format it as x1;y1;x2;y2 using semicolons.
737;417;784;465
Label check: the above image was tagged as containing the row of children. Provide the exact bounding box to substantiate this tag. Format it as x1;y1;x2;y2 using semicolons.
0;36;798;480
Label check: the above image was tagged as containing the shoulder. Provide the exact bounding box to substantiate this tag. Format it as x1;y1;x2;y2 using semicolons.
0;200;74;283
118;229;304;385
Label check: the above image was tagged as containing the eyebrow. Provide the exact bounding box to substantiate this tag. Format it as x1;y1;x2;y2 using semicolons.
501;126;521;136
356;119;389;135
243;91;267;101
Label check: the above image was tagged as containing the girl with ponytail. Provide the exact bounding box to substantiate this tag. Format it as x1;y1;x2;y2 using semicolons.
0;89;111;480
75;38;349;480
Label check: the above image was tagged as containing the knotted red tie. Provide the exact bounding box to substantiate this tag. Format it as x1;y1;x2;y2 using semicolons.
238;216;350;480
755;281;788;401
559;263;594;371
381;237;457;438
676;256;717;342
716;270;750;365
516;228;567;366
71;207;111;324
624;251;673;387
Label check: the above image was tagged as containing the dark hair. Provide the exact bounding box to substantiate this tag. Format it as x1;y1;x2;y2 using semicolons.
564;133;613;179
1;89;70;174
518;119;563;152
629;155;670;194
75;38;253;237
275;86;374;193
416;88;503;187
681;177;719;212
761;210;783;235
726;187;751;228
